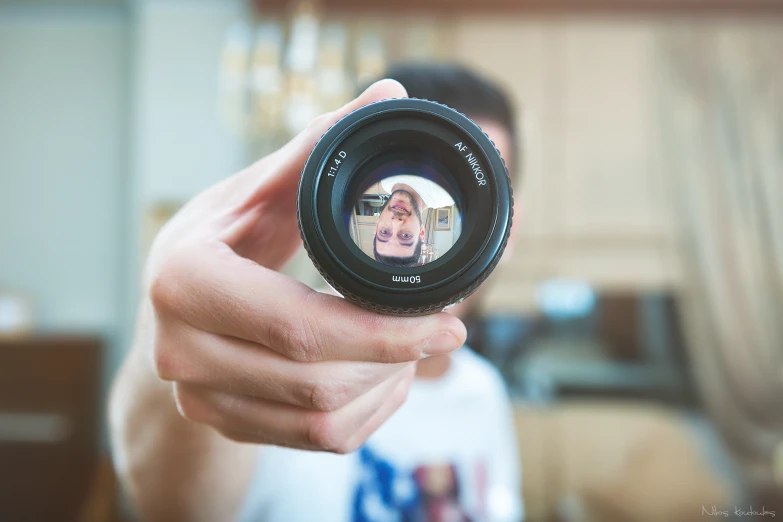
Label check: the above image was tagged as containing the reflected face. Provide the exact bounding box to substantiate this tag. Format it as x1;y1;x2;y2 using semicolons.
348;158;460;268
374;189;424;265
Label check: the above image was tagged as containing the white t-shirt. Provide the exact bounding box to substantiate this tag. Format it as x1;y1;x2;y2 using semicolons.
237;347;523;522
380;175;456;210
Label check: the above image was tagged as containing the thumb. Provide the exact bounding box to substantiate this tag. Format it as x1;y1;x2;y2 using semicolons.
249;79;408;191
225;80;407;267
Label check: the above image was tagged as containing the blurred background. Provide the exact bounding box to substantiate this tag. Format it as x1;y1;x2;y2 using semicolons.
1;0;782;520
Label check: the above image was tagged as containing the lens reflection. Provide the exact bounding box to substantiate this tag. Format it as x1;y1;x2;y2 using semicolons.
348;162;461;267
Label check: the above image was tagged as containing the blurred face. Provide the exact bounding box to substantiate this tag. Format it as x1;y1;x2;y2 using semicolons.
374;189;424;260
446;117;516;319
477;119;514;176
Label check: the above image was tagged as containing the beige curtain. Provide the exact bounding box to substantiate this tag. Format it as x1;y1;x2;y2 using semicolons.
657;24;783;495
424;207;435;244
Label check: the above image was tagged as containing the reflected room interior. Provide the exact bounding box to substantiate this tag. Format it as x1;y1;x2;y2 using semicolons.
349;175;461;266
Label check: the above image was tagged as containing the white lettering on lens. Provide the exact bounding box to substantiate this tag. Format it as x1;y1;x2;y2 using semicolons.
392;275;422;284
465;152;487;186
456;143;488;187
327;150;347;177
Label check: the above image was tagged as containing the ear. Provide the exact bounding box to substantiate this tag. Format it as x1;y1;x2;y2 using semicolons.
502;199;522;261
420;225;426;240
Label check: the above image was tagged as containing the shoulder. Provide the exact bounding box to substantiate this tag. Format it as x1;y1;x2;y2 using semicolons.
449;347;509;400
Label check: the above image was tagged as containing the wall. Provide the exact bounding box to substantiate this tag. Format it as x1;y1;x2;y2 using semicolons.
450;15;683;312
0;8;129;342
130;0;249;295
449;16;782;314
0;6;131;446
432;204;461;257
134;0;247;205
0;0;250;447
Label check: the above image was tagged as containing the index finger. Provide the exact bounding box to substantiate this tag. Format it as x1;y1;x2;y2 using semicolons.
154;239;466;364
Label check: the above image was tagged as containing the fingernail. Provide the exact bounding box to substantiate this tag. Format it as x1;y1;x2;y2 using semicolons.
422;332;462;355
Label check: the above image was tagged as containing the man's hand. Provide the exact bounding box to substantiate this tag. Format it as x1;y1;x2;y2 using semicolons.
142;80;466;453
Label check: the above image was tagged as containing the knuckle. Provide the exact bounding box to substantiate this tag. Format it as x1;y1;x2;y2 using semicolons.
375;336;420;364
297;379;351;412
148;272;174;316
151;331;177;381
278;327;310;362
173;386;212;425
305;411;339;451
151;322;186;382
152;344;177;381
398;342;423;363
274;315;325;363
306;112;332;133
339;434;367;455
148;249;189;314
331;439;360;455
373;337;396;364
325;381;354;411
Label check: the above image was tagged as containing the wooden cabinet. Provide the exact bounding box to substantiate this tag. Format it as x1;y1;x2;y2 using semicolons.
0;336;102;522
447;17;683;312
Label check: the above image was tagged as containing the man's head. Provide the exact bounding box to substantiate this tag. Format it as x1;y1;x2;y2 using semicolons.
375;63;519;319
373;189;425;267
381;63;518;180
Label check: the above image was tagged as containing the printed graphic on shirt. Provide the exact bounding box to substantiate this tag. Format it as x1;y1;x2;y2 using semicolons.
352;445;487;522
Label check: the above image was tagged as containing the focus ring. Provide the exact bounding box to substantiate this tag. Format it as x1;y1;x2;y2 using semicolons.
297;98;514;315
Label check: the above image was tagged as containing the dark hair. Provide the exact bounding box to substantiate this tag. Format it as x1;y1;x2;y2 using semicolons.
375;63;519;177
373;236;422;268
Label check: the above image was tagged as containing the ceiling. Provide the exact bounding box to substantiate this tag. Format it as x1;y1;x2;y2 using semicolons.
0;0;126;7
253;0;783;14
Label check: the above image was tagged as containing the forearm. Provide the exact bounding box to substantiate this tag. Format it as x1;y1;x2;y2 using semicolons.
109;302;257;522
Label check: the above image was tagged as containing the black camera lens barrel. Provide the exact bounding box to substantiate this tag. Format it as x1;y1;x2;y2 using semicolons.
298;98;513;315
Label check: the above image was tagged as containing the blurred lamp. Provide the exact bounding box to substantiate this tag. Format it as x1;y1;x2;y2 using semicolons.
0;293;33;338
536;278;596;320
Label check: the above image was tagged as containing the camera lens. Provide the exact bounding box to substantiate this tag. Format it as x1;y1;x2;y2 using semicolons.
298;98;513;315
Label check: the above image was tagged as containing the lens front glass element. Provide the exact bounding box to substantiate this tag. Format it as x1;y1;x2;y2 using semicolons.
346;155;462;268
